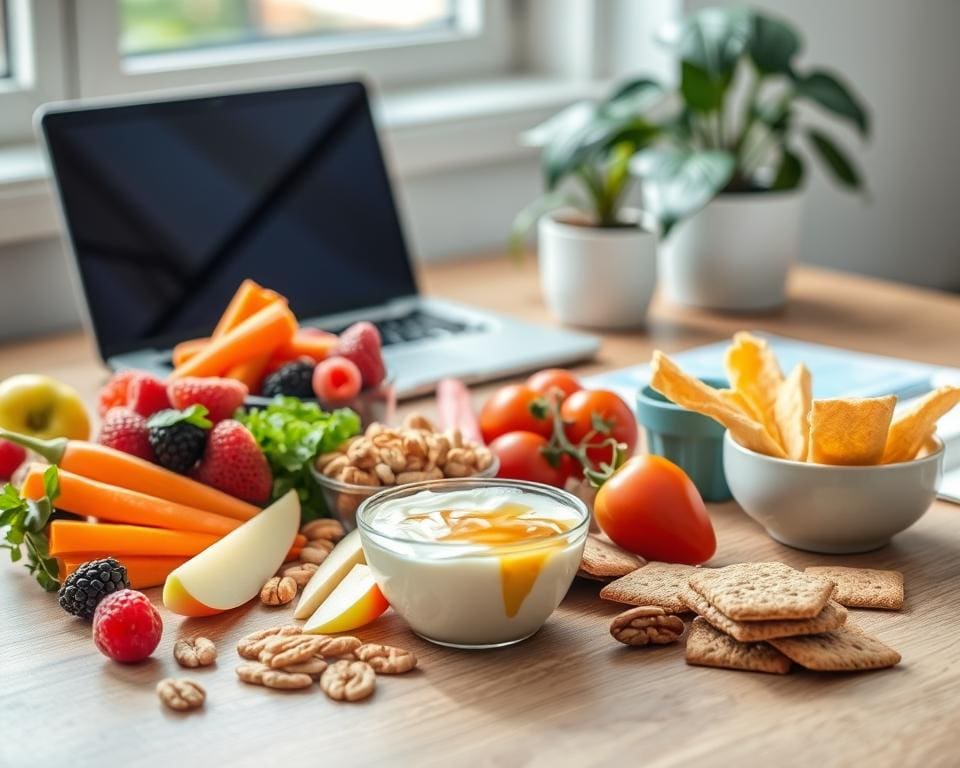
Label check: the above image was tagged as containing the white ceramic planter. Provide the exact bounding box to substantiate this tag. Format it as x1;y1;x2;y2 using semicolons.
537;210;657;329
659;190;804;311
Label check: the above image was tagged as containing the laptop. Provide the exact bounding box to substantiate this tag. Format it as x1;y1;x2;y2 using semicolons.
37;79;599;397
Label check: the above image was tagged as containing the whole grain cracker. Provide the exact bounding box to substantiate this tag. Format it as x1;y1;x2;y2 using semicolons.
689;562;834;621
685;617;791;675
579;534;645;580
769;625;901;671
681;587;847;642
804;566;903;610
600;562;699;613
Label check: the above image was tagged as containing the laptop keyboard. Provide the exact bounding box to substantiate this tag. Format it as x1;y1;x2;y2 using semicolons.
321;309;485;347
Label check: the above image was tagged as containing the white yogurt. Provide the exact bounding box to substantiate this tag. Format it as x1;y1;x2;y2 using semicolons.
358;483;588;648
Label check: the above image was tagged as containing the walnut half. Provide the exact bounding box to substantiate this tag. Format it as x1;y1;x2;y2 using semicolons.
610;606;685;646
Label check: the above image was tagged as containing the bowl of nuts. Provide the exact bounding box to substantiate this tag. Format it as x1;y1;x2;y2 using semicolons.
312;414;498;529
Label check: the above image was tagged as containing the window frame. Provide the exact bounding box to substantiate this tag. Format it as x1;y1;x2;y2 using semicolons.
70;0;515;98
0;0;69;144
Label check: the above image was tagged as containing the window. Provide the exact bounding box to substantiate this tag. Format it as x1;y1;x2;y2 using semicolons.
120;0;458;56
72;0;512;97
0;1;10;79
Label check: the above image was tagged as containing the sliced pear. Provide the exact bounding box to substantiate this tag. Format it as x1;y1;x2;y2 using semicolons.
293;528;364;619
302;564;388;634
163;490;300;616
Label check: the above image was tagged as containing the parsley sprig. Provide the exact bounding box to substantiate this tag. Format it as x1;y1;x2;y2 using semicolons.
0;465;61;591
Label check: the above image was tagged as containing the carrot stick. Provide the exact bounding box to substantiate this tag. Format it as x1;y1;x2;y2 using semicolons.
226;353;271;392
270;329;339;365
49;521;219;557
172;337;209;367
0;429;263;521
59;555;188;589
212;280;281;339
171;301;297;379
22;467;239;537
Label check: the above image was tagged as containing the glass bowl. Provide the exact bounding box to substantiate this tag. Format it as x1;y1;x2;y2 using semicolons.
356;477;590;649
311;453;500;531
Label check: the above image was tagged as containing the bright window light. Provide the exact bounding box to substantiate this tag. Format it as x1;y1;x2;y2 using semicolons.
119;0;458;56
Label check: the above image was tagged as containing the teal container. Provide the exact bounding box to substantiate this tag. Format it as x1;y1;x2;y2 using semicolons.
635;377;731;502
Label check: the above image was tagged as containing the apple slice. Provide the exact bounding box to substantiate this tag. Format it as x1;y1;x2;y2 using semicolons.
293;528;364;620
163;490;300;616
303;564;388;634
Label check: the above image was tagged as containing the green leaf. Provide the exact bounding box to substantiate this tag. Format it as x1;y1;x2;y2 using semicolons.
42;465;60;502
806;129;863;189
632;148;736;236
772;148;805;190
681;60;729;113
795;70;870;137
748;13;801;74
603;78;665;119
662;7;752;78
147;404;212;430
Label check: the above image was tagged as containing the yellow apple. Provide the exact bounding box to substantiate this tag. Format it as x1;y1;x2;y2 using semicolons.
302;564;388;634
0;374;90;440
163;490;300;616
293;528;364;620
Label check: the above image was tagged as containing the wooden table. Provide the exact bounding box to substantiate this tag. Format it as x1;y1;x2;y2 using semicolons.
1;259;959;767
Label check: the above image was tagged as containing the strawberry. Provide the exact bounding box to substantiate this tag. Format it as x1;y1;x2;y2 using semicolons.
168;377;248;422
336;322;386;388
0;439;27;481
126;373;171;417
98;407;155;462
97;370;142;417
191;420;271;504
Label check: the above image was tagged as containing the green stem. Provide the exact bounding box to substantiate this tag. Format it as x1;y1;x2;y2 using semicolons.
735;67;762;155
0;429;67;465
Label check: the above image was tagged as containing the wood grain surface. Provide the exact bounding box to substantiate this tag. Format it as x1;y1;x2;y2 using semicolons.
1;258;959;768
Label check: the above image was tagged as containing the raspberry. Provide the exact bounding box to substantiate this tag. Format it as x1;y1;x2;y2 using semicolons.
312;356;362;405
191;420;272;504
97;370;141;417
92;589;163;663
98;408;155;462
167;377;248;422
336;322;386;388
0;439;27;481
126;373;171;417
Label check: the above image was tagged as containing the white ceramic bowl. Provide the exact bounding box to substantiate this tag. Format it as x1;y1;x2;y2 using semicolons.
723;432;944;554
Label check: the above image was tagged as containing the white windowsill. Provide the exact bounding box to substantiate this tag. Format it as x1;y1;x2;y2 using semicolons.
0;75;607;248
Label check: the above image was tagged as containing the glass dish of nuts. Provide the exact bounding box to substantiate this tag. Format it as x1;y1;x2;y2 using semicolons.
311;414;498;530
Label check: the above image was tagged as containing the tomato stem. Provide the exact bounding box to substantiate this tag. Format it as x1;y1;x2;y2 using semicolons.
535;397;626;487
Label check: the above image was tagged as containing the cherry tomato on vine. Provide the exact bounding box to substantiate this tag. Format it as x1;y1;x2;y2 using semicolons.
526;369;582;404
594;455;716;564
479;384;552;443
560;389;638;470
489;431;574;487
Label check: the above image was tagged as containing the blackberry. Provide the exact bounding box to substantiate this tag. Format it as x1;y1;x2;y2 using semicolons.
262;360;316;399
147;405;212;473
58;557;130;620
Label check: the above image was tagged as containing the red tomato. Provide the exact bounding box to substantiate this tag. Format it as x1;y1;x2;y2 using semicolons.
594;455;716;564
526;368;582;403
560;389;638;470
480;384;553;443
489;431;573;487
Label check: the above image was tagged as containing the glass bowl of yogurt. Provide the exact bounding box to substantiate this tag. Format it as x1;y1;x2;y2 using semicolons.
356;478;590;649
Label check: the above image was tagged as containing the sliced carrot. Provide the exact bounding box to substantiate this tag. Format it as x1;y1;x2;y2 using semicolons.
170;301;297;379
49;521;219;557
226;352;272;392
270;329;339;366
172;337;209;367
212;279;281;339
59;442;260;521
59;554;188;589
22;467;239;537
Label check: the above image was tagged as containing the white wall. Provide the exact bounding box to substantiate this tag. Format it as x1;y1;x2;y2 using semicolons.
687;0;960;291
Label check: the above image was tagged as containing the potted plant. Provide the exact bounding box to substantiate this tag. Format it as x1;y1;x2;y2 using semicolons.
511;83;662;329
633;6;870;310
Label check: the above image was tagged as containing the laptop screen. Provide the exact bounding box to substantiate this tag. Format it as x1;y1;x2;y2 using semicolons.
40;81;417;359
